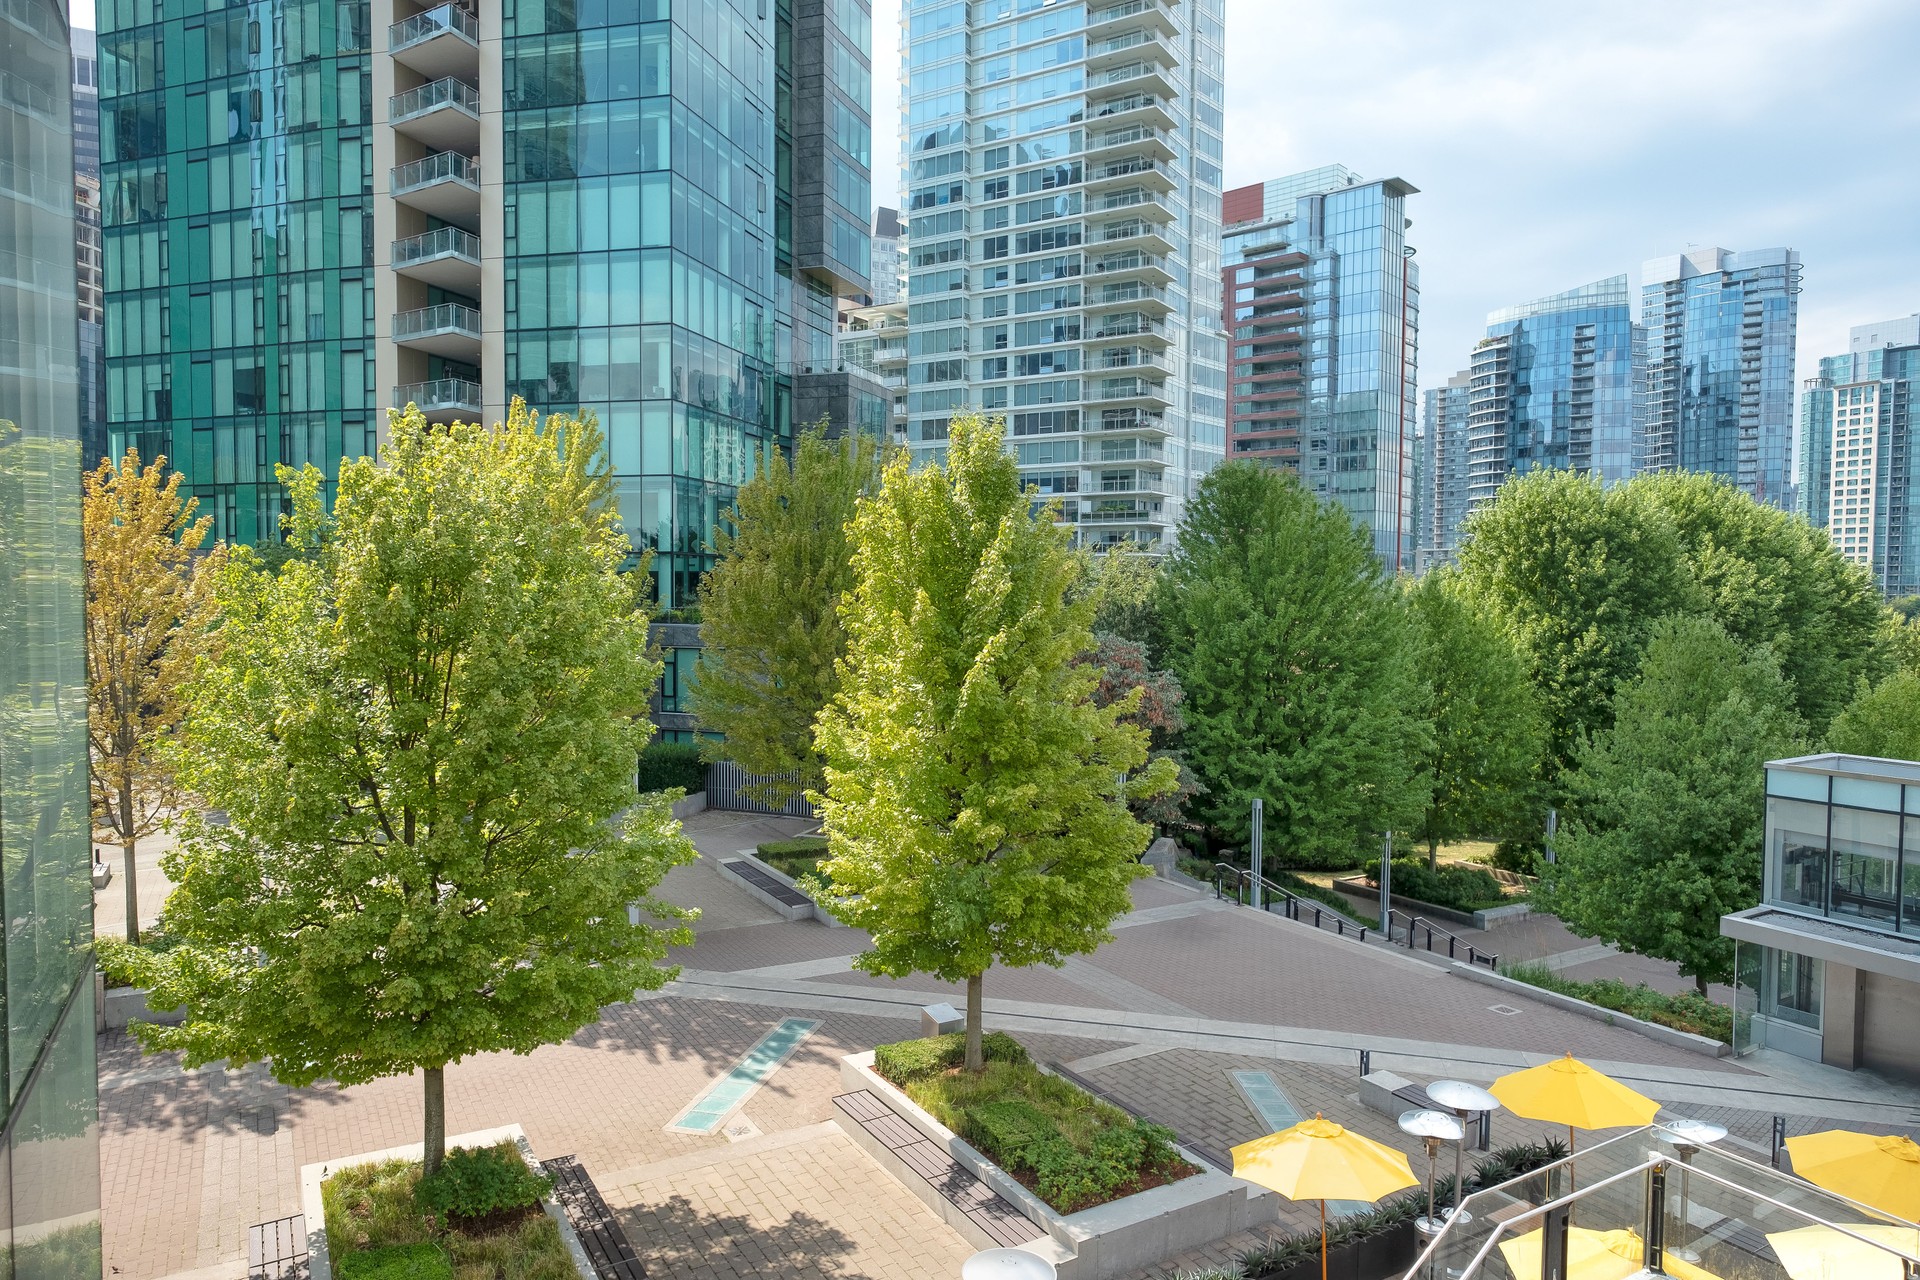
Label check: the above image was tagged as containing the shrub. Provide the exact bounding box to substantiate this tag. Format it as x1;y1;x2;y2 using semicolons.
757;835;831;882
413;1143;552;1223
1364;857;1507;912
873;1031;1028;1084
1500;962;1732;1042
636;740;706;794
1492;839;1543;877
337;1243;453;1280
964;1099;1059;1165
95;927;183;989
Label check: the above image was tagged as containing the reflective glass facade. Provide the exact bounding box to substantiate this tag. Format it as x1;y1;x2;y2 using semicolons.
1464;275;1644;515
899;0;1228;550
1222;169;1420;568
1641;246;1799;510
1416;369;1468;571
1799;316;1920;596
98;0;377;544
2;0;105;1267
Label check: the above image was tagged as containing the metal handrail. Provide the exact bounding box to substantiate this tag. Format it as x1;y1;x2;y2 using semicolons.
390;76;479;121
393;302;480;339
389;3;477;51
391;149;479;191
1385;907;1499;969
1212;863;1370;942
393;377;480;408
392;225;479;266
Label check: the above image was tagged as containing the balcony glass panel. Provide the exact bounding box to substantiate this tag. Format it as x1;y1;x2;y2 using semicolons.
1767;797;1828;911
392;150;479;190
391;76;479;121
391;2;477;49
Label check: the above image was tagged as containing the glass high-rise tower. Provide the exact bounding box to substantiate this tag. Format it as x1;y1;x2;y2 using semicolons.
2;0;105;1265
1800;314;1920;597
1640;246;1800;509
1417;370;1469;571
1221;167;1421;568
899;0;1229;551
99;0;876;610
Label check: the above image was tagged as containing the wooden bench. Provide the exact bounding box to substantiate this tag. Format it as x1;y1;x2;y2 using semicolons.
719;858;812;909
246;1214;307;1280
833;1090;1040;1248
544;1155;647;1280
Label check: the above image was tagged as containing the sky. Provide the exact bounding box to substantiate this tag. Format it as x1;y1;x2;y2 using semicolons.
871;0;1920;398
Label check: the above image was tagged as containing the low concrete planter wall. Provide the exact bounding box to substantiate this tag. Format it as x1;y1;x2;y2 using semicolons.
300;1123;594;1280
1451;963;1730;1058
838;1052;1274;1280
715;849;852;927
101;984;188;1032
1331;878;1530;930
670;790;707;820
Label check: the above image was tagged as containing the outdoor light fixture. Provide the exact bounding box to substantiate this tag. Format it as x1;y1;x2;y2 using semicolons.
1426;1080;1503;1225
1399;1108;1465;1235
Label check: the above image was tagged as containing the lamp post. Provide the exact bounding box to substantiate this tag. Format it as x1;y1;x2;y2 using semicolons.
1379;830;1393;938
1250;798;1263;911
1660;1119;1727;1263
1425;1080;1502;1225
1399;1109;1465;1235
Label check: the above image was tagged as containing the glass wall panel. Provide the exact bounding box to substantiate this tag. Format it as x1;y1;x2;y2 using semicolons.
1766;948;1823;1028
1767;797;1829;912
1904;816;1920;932
1829;807;1899;926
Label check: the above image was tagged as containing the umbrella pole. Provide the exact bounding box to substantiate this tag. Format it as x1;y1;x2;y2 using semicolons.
1568;1126;1577;1229
1319;1199;1327;1280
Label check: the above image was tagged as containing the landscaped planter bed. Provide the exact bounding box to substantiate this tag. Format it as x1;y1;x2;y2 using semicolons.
300;1125;594;1280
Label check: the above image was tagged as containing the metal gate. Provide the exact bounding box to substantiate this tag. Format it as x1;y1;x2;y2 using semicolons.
704;760;818;819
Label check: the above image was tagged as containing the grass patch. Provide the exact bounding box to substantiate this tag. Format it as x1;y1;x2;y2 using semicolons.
757;835;830;884
1501;961;1732;1043
321;1142;577;1280
874;1033;1198;1214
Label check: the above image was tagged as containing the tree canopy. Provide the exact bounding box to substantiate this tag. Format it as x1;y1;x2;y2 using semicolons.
812;413;1172;1069
136;403;695;1171
1158;462;1427;868
1545;616;1806;994
690;425;881;804
1827;671;1920;762
1402;569;1545;867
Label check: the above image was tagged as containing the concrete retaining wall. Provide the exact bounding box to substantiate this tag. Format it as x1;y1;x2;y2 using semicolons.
670;790;707;820
102;985;187;1031
1451;963;1730;1058
838;1052;1274;1280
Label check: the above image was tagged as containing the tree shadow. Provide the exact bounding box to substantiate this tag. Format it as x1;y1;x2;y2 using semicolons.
98;1032;352;1137
616;1193;888;1280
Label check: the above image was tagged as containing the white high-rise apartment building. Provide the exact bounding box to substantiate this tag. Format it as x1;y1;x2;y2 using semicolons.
900;0;1228;549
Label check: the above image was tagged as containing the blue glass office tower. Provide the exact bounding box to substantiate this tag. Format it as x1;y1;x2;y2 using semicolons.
1222;167;1421;568
1416;370;1469;570
1;0;105;1267
1799;314;1920;597
1464;275;1644;512
1641;247;1800;509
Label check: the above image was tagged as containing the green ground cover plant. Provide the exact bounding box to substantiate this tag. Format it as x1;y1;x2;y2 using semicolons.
1363;857;1509;912
1501;962;1733;1043
873;1033;1197;1213
321;1142;575;1280
756;835;831;883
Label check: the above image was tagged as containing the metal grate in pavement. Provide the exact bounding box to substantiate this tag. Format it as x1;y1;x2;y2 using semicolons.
719;858;812;908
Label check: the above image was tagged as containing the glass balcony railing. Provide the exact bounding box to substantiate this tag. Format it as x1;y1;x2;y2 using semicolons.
390;76;479;123
394;302;481;341
392;225;480;267
391;150;480;193
393;378;481;410
389;3;477;52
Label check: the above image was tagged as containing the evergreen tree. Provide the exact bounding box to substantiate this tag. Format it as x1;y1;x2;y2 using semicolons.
813;413;1173;1070
1159;463;1428;868
1547;616;1805;994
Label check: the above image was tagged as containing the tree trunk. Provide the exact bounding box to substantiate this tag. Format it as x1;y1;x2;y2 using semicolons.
424;1066;446;1176
965;973;984;1071
1695;973;1709;999
120;774;140;944
1427;835;1439;872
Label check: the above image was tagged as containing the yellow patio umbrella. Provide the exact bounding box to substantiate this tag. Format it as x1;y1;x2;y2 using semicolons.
1765;1223;1920;1280
1499;1224;1724;1280
1784;1131;1920;1222
1489;1053;1661;1154
1231;1114;1417;1280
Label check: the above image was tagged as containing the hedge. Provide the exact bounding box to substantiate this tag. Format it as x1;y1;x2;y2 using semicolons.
1502;961;1732;1043
1363;857;1507;912
873;1031;1028;1083
636;740;706;794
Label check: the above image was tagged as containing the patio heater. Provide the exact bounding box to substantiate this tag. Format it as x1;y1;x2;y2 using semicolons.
1398;1108;1465;1235
1425;1079;1503;1225
1659;1119;1727;1263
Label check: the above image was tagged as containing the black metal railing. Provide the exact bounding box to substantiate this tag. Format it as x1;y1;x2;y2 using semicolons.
1211;863;1370;942
1386;908;1500;969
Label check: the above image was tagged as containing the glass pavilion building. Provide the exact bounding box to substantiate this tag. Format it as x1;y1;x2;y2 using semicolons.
97;0;879;611
899;0;1230;550
1220;167;1420;569
1640;246;1800;510
2;0;105;1267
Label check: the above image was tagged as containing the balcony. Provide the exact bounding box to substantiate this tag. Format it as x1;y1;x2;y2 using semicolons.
1087;0;1177;41
1090;59;1177;102
1086;125;1177;167
388;3;478;81
1095;281;1173;315
1094;378;1173;411
392;377;482;424
1097;409;1171;437
1090;251;1174;287
390;150;481;226
1080;500;1161;525
393;301;482;357
391;225;480;289
1091;91;1177;133
1088;312;1168;345
389;76;479;151
1096;219;1175;256
1095;187;1175;223
1088;32;1177;75
1085;156;1176;196
1095;347;1171;377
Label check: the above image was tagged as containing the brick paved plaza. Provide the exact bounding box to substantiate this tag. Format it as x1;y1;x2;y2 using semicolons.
98;809;1920;1280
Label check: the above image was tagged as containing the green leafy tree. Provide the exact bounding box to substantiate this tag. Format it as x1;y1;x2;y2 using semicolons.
1084;542;1161;647
136;402;695;1173
1403;569;1545;868
690;425;881;805
813;413;1174;1070
1621;472;1882;734
1827;671;1920;761
1083;633;1202;831
1455;469;1698;782
1546;616;1805;994
1158;462;1428;869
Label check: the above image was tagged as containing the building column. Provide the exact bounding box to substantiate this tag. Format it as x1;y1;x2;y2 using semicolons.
1821;961;1863;1070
